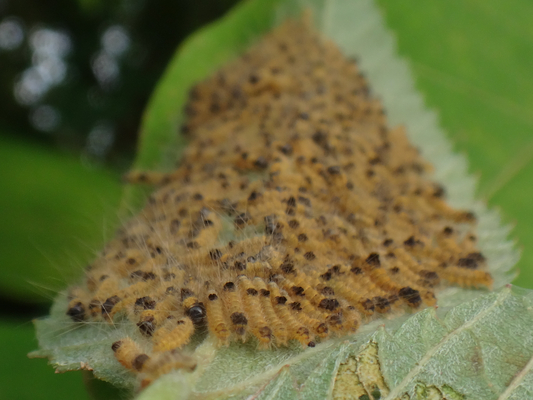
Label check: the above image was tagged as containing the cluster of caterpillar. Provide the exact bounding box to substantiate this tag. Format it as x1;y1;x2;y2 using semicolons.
65;19;492;387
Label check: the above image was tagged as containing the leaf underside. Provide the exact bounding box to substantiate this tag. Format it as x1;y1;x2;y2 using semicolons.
33;0;527;399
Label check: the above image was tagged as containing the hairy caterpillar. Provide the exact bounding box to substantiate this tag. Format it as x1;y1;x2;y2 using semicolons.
64;19;493;387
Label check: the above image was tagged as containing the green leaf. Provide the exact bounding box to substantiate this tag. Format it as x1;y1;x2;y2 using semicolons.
33;0;531;398
34;286;533;399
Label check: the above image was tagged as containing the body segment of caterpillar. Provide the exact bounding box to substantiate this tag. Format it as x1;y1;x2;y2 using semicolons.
64;19;493;387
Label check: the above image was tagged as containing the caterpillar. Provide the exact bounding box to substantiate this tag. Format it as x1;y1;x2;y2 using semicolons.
64;18;493;387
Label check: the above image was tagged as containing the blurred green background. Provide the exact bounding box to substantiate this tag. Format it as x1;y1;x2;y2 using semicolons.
1;0;532;399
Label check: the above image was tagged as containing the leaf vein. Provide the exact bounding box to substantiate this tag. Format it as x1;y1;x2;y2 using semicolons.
385;289;511;399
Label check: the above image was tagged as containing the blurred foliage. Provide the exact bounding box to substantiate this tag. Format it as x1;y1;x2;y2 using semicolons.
0;319;90;400
0;133;123;304
0;0;532;399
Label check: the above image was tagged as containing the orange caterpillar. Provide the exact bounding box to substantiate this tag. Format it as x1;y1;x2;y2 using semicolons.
111;337;196;388
205;291;231;346
65;19;493;388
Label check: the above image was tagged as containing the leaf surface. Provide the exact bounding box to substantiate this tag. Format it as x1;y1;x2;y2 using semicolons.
33;0;531;398
33;287;533;399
